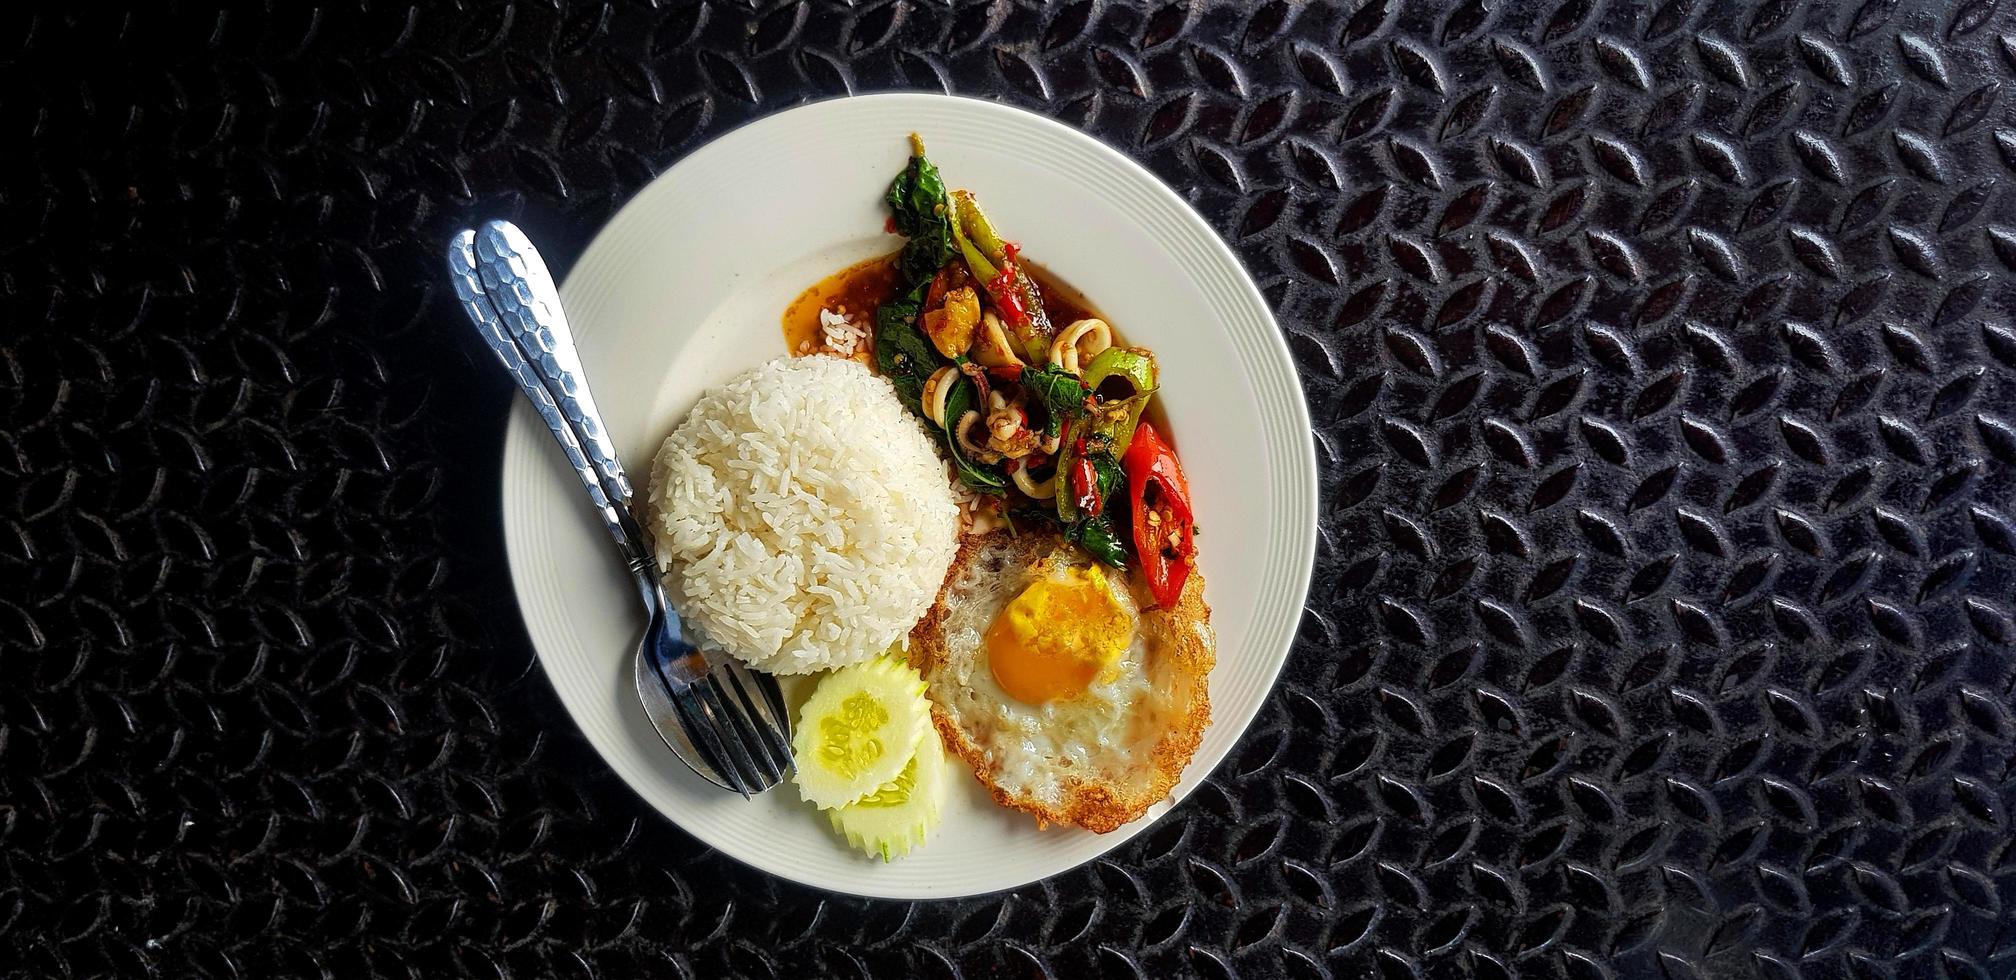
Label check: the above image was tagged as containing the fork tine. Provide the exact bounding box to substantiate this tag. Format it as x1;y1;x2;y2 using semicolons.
642;624;752;797
737;665;795;775
670;681;752;798
722;703;783;790
690;676;775;789
755;665;789;730
708;672;786;785
737;681;794;782
716;662;793;777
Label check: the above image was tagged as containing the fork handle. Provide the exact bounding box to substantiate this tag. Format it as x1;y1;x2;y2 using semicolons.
447;225;656;584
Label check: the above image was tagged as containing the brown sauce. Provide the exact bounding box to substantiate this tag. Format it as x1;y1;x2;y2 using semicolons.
1026;261;1097;332
781;253;902;359
782;255;1108;359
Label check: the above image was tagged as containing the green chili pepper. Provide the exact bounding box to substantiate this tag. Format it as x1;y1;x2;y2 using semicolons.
1083;347;1159;451
1055;419;1083;524
951;190;1054;362
948;196;999;283
955;190;1010;265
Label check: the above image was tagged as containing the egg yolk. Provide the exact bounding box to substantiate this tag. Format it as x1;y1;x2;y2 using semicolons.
986;566;1135;704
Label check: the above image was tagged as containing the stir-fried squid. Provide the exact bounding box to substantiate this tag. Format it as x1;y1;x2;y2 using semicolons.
792;134;1200;596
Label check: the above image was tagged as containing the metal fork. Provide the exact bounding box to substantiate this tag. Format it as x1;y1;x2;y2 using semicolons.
446;219;793;796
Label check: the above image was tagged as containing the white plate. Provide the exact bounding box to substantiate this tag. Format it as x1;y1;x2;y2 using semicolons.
501;93;1317;899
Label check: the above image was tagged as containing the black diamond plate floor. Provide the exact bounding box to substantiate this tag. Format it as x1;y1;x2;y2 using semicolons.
8;1;2016;978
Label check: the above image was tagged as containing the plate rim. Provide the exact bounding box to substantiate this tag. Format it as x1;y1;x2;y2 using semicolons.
500;91;1318;899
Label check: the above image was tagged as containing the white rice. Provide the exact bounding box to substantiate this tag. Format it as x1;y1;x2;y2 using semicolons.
819;307;867;358
646;355;961;674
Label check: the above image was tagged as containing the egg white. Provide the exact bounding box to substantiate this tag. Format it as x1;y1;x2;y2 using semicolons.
913;530;1213;831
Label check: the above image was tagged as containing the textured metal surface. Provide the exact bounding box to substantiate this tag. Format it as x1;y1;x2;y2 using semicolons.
9;1;2016;977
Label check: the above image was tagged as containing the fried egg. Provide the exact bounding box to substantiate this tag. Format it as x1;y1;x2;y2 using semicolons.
909;529;1214;832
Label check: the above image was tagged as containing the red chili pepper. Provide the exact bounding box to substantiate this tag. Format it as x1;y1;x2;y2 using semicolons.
987;269;1027;325
1123;422;1195;609
985;362;1024;381
1070;453;1101;518
1002;241;1021;263
884;216;898;234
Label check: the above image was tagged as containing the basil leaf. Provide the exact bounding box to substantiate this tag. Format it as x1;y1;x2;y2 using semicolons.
874;278;940;413
1069;514;1130;569
1089;451;1124;503
940;375;1005;494
882;145;1001;496
1006;500;1062;531
1020;363;1089;437
885;153;955;285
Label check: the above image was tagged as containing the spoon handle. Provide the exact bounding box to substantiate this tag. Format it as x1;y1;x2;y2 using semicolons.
447;223;655;580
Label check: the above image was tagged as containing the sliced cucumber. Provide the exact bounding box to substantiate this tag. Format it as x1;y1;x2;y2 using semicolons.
828;731;948;861
790;656;930;809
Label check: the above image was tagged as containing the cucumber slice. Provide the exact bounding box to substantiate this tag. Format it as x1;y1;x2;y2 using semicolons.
791;656;930;809
828;731;948;861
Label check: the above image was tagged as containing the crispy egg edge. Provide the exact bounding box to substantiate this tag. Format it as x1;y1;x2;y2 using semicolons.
908;530;1215;834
